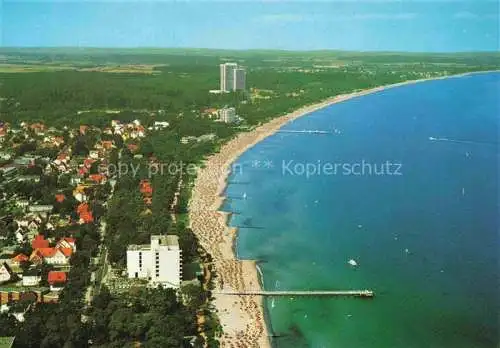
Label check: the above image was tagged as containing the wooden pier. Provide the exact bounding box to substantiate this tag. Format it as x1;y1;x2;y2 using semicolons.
215;290;374;298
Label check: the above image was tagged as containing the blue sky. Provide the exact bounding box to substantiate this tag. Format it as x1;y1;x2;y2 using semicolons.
2;0;499;52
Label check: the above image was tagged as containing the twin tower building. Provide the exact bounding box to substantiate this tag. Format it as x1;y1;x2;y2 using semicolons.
220;63;246;92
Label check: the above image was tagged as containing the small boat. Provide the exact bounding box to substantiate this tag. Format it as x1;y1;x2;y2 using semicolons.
462;187;465;196
242;192;247;199
348;259;358;267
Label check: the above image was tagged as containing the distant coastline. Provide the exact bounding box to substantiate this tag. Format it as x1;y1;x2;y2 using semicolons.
187;69;499;347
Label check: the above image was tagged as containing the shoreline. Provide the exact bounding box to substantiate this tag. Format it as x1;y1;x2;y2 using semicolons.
187;70;496;347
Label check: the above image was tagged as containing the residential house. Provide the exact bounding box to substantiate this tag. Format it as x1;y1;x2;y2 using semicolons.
130;125;145;139
14;219;29;229
140;180;153;205
28;205;53;215
54;152;71;168
54;162;70;174
56;237;76;252
0;288;46;305
10;254;28;268
14;228;25;244
201;108;219;119
89;150;99;160
89;174;105;185
29;123;46;135
99;141;114;151
48;271;67;291
140;180;153;196
73;185;89;203
0;126;6;140
27;219;41;233
31;235;49;249
70;175;82;185
149;121;170;131
22;269;41;287
83;158;96;169
0;263;14;284
55;194;66;203
30;248;72;265
77;203;93;224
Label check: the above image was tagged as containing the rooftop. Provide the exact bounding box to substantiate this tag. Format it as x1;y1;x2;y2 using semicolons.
127;235;179;251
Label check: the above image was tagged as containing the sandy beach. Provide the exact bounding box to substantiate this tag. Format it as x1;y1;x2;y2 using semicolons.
187;72;490;347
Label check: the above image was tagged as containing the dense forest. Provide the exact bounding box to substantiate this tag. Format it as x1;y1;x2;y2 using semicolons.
1;49;499;129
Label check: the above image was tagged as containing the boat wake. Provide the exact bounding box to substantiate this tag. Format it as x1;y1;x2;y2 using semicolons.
429;136;497;146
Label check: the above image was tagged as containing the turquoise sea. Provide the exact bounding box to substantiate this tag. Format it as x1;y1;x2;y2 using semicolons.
222;73;499;348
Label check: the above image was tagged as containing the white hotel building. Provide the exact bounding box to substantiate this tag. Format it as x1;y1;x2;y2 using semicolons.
220;63;246;92
219;107;237;123
126;235;182;288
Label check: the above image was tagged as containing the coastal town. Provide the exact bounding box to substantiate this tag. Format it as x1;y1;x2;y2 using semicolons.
0;60;258;347
1;46;498;348
0;116;210;346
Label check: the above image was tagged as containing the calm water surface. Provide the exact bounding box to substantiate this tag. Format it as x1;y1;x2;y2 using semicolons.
223;73;499;348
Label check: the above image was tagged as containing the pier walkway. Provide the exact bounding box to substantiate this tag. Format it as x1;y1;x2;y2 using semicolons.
214;290;374;298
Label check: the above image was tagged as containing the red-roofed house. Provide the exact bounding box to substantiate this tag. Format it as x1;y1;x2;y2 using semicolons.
30;123;46;134
58;248;73;258
84;158;96;169
31;235;49;249
100;141;114;150
30;248;72;265
56;237;76;252
140;180;153;196
77;202;89;215
77;203;94;224
48;271;67;291
55;194;66;203
29;250;44;266
10;253;29;266
78;167;89;177
89;174;105;184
